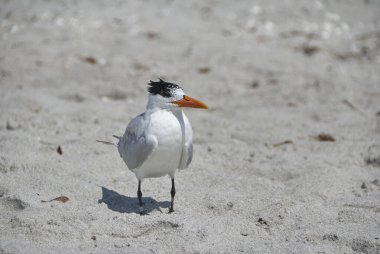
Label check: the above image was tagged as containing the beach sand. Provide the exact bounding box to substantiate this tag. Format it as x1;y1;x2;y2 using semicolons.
1;0;380;253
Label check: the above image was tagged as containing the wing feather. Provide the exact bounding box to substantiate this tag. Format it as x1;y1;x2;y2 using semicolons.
178;113;194;170
117;113;157;169
186;142;193;167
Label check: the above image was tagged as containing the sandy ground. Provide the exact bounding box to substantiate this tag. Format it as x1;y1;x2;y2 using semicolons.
1;0;380;253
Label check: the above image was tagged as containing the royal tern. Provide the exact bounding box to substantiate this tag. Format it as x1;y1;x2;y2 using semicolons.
116;79;208;214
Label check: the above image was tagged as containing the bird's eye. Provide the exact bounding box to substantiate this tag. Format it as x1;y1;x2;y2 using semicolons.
183;95;190;101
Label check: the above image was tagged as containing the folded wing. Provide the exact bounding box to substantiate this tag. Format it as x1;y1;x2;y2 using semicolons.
118;113;157;170
178;113;194;170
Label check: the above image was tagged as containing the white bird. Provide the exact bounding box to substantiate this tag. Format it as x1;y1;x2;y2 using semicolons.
116;79;208;214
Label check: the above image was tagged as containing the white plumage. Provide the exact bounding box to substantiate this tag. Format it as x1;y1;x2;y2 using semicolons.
116;80;207;214
118;108;193;179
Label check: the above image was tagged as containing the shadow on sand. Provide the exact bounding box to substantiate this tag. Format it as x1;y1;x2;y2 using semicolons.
98;186;171;214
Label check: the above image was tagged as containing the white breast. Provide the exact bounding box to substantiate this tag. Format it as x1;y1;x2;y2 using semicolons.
131;109;185;179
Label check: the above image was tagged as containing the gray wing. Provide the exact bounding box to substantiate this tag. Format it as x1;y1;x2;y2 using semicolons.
186;142;193;167
178;114;194;170
178;140;193;169
117;113;157;170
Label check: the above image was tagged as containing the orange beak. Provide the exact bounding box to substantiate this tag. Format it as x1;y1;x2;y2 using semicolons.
172;95;208;109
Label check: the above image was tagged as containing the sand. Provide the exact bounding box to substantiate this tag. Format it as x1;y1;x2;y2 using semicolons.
1;0;380;253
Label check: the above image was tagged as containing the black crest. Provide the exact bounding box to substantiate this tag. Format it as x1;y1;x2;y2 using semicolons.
148;79;181;98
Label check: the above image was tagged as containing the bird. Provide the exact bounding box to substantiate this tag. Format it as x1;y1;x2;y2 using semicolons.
116;79;208;215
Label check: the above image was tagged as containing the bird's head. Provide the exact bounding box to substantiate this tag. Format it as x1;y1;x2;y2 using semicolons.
147;79;208;110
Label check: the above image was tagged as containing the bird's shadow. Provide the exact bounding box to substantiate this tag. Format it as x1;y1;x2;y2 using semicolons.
98;186;171;214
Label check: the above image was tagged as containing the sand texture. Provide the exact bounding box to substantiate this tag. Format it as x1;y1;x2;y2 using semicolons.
1;0;380;253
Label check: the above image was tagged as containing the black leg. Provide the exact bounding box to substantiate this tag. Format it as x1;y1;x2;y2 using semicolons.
169;178;175;213
137;180;144;215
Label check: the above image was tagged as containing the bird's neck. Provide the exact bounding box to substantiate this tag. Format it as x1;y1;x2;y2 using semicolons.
146;102;180;114
146;95;180;113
